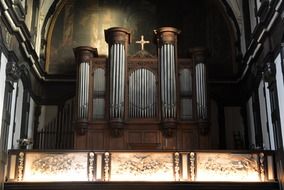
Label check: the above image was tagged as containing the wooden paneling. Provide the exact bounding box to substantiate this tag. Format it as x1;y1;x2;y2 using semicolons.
74;124;205;150
87;130;105;149
127;130;161;149
162;135;177;150
109;133;125;150
182;129;198;149
128;131;142;144
144;131;159;144
74;134;87;149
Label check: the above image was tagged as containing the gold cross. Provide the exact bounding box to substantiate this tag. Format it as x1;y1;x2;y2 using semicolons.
136;35;150;51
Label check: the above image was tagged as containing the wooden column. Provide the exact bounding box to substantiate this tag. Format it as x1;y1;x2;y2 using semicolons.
73;46;98;135
105;27;131;136
154;27;180;137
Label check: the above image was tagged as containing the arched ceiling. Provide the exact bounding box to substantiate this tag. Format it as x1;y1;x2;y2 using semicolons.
38;0;244;79
38;0;244;41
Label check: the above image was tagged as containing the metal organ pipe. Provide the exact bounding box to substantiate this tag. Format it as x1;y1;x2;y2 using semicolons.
156;32;179;119
191;48;207;121
78;62;90;119
105;27;130;122
121;45;126;117
73;46;97;134
128;69;156;118
155;27;180;135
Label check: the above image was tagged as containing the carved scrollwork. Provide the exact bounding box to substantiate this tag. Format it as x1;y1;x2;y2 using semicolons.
259;152;265;181
88;152;95;181
17;152;25;181
104;152;110;181
189;152;195;181
174;152;180;181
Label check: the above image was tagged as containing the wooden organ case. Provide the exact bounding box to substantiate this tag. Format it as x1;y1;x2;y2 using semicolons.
73;27;209;150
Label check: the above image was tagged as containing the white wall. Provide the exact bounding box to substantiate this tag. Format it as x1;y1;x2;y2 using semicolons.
13;80;24;149
247;97;256;148
258;79;271;149
25;0;34;31
275;53;284;146
224;106;245;149
0;53;7;137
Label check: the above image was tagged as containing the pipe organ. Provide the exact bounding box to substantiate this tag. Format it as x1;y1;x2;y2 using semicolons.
74;27;209;150
105;27;131;132
73;46;98;133
156;29;179;119
129;68;157;118
154;27;180;135
191;48;208;120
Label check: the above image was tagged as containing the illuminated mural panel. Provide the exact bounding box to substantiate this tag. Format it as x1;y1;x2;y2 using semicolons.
110;152;174;181
7;151;272;182
23;152;88;182
195;153;260;182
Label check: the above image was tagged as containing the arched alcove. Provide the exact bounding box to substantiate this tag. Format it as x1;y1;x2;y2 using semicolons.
44;0;239;80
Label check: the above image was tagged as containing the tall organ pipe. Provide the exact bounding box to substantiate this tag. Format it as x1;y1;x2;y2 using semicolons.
73;46;98;134
128;69;156;118
154;27;180;122
105;27;130;125
190;48;208;121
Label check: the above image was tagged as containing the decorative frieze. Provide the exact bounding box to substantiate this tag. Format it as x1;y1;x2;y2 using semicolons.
8;147;274;182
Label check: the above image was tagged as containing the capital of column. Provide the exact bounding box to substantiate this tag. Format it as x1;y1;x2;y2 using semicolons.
154;27;180;45
73;46;98;64
105;27;131;45
189;47;208;64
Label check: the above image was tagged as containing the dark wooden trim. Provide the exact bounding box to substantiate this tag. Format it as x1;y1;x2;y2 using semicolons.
240;104;249;149
252;90;263;148
217;103;226;149
19;89;30;139
4;181;279;190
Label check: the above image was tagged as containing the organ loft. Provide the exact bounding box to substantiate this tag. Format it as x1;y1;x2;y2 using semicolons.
73;27;209;150
3;0;283;189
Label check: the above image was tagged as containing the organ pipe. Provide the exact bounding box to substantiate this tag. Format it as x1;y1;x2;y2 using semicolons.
190;48;208;121
74;46;98;134
105;27;130;125
154;27;180;137
129;69;156;118
154;27;180;120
